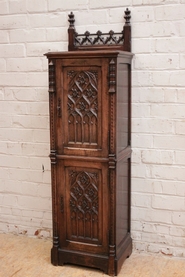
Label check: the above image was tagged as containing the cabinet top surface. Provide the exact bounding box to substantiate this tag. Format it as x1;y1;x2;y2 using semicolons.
44;50;133;59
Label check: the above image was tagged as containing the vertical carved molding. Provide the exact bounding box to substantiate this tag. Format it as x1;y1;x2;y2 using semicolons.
108;58;116;275
109;59;116;94
48;59;59;265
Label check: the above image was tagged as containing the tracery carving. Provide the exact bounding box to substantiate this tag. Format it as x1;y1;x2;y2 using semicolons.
74;30;124;47
67;70;98;144
69;170;99;241
68;8;131;51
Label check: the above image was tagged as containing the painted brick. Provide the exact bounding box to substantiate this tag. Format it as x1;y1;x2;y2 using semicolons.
143;0;179;4
22;210;44;219
33;130;50;143
6;142;22;155
0;101;28;115
132;134;153;148
175;121;185;135
0;128;33;142
0;1;9;15
14;115;49;130
153;180;177;195
132;207;172;224
21;143;50;157
0;44;25;58
17;196;51;210
150;104;185;119
152;21;179;37
154;135;185;150
0;154;30;169
27;0;47;13
132;178;154;194
9;0;27;14
0;59;6;72
6;88;37;101
7;58;43;72
152;195;184;211
155;38;185;53
21;182;38;197
0;31;9;43
26;42;65;57
134;54;179;70
132;38;155;54
132;71;153;87
132;163;151;178
89;0;131;9
132;22;154;38
133;0;142;5
132;103;150;118
133;118;173;134
177;90;185;103
28;13;67;28
175;151;185;165
9;29;46;43
130;7;154;22
42;171;52;185
172;212;185;226
46;28;67;42
132;193;152;208
150;165;185;182
141;150;174;165
180;54;185;68
0;15;28;29
29;157;50;171
27;103;49;116
132;149;141;163
164;88;177;103
155;5;185;21
49;0;88;11
9;168;43;183
170;226;185;237
2;195;18;207
38;184;51;198
139;87;164;103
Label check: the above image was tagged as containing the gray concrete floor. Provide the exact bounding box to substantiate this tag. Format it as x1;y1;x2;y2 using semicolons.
0;233;185;277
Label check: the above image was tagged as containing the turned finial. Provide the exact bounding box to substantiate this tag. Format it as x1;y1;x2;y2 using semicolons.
124;8;131;25
68;12;75;28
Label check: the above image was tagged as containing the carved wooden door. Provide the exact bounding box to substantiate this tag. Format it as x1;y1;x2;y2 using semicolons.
56;57;109;255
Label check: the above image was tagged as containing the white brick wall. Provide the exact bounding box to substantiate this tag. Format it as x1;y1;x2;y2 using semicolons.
0;0;185;257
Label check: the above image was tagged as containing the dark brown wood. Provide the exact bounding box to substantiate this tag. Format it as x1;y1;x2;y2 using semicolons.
68;8;131;52
45;10;132;276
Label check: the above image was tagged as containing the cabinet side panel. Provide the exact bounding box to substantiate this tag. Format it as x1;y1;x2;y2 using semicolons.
117;63;129;153
116;159;129;247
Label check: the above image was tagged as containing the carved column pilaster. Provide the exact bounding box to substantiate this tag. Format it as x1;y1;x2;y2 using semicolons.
48;59;59;265
108;59;117;275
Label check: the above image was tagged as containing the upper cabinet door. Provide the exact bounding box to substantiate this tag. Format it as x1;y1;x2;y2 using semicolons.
56;58;109;157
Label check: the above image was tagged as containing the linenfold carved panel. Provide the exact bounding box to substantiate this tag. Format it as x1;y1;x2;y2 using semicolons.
68;169;99;242
67;70;98;144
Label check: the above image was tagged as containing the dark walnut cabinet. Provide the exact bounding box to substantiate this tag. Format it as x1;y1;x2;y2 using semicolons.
45;9;132;276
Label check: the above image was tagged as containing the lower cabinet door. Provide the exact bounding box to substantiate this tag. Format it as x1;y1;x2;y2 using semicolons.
57;159;109;255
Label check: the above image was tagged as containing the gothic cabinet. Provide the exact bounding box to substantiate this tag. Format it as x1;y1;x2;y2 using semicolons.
45;9;132;276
